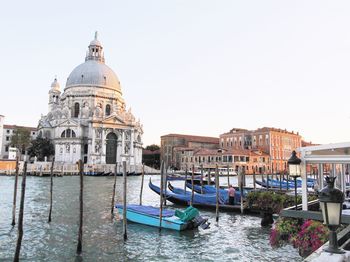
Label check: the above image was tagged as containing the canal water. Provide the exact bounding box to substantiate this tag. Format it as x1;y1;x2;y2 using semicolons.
0;175;302;261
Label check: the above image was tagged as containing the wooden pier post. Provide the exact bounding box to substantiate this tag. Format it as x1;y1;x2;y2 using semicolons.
111;163;118;215
208;168;211;185
122;160;127;240
200;164;204;194
164;163;167;206
139;164;145;206
76;160;83;255
215;164;219;222
190;165;195;206
253;170;256;190
14;161;27;262
48;157;55;223
159;161;164;231
266;172;269;190
279;172;282;191
227;165;230;187
184;164;188;192
11;156;19;226
239;167;244;214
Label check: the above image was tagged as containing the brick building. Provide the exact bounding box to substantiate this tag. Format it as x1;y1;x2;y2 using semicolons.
179;147;270;174
160;134;219;169
220;127;302;173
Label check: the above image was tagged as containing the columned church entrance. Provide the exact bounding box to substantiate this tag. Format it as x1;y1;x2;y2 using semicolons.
106;132;118;164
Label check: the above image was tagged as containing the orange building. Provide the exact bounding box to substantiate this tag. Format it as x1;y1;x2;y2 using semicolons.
160;134;219;169
220;127;302;173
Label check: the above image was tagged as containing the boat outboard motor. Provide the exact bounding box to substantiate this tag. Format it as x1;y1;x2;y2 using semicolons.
192;215;210;230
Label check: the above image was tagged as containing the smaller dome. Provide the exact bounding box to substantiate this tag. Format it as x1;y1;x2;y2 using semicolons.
90;39;101;46
50;78;60;92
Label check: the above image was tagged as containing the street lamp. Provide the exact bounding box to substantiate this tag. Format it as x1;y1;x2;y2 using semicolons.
319;176;345;254
288;150;301;210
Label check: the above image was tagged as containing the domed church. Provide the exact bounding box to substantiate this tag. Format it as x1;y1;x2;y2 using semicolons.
38;32;143;172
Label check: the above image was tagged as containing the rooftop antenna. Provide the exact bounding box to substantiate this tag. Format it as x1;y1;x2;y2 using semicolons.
94;31;98;40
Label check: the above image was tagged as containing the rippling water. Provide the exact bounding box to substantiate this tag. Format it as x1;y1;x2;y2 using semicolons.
0;175;302;261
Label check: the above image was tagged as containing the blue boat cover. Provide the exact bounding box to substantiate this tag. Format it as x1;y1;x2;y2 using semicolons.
115;204;175;217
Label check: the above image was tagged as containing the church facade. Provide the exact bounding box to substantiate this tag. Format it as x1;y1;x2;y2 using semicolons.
38;33;143;172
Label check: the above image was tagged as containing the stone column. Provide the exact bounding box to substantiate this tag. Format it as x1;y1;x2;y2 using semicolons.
90;125;95;165
122;130;125;155
101;129;106;164
117;139;122;173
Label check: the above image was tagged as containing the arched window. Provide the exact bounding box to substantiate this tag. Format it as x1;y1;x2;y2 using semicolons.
74;102;80;117
105;104;111;116
61;129;76;138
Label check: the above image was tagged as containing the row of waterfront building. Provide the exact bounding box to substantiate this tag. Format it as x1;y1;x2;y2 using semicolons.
161;128;314;174
0;33;314;175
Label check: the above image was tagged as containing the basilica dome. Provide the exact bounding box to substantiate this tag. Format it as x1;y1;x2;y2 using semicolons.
65;32;122;94
65;60;121;92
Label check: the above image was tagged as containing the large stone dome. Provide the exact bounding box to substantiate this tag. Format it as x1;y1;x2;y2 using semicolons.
65;60;121;92
65;32;122;94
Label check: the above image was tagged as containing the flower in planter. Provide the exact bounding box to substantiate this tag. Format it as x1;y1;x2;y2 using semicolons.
270;218;300;247
292;220;328;257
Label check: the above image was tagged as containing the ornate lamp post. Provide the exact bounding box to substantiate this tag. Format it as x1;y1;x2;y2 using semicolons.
288;151;301;210
319;176;345;254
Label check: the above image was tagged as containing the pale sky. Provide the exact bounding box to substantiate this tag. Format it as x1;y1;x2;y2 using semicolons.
1;1;350;146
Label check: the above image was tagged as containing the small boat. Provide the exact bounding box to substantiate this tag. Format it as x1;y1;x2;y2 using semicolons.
185;178;215;185
185;182;251;197
115;204;209;231
84;171;105;176
111;172;142;177
149;179;246;212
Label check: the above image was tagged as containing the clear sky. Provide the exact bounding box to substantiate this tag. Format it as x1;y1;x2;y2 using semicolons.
1;0;349;146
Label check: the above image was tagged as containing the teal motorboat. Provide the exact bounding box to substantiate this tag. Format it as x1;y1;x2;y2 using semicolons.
115;204;209;231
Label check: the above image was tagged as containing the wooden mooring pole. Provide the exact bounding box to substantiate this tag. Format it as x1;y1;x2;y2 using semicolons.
239;167;244;214
14;161;27;262
48;157;55;223
111;163;118;215
215;165;219;222
159;161;164;232
11;156;19;226
122;160;127;240
208;168;211;185
253;170;256;190
164;163;167;206
227;165;230;187
76;160;83;255
200;164;203;194
139;164;145;206
184;165;188;192
190;165;194;206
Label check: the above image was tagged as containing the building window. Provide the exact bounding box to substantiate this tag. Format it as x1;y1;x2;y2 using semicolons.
105;104;111;116
6;129;10;133
5;146;9;152
6;136;9;141
84;144;88;154
61;129;76;138
74;102;80;117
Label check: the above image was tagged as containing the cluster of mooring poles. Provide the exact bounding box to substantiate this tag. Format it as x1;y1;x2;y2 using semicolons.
11;157;131;260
